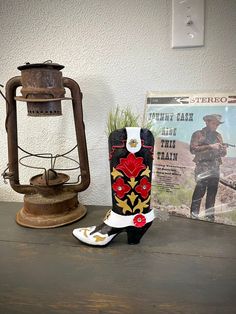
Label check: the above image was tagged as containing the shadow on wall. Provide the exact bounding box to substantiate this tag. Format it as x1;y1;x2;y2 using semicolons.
74;76;116;206
74;75;115;144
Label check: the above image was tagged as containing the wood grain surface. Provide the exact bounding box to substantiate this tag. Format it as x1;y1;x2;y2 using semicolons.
0;202;235;314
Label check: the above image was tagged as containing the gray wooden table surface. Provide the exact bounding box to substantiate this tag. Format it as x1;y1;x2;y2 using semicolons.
0;201;235;314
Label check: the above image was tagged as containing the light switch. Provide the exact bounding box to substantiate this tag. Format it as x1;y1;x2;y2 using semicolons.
172;0;205;48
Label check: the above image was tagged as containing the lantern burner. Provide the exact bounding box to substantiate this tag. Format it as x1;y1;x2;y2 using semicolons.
30;170;70;187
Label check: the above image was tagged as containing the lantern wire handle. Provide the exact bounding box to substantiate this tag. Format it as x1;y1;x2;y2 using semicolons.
2;165;10;184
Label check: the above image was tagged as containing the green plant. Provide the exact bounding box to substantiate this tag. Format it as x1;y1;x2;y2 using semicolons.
106;106;153;135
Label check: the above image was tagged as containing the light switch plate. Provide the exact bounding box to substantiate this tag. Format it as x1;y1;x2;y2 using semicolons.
172;0;205;48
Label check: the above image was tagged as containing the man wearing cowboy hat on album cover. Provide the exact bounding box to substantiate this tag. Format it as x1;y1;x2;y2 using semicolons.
190;114;227;222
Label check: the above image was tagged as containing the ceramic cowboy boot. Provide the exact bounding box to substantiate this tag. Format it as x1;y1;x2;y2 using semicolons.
72;127;155;246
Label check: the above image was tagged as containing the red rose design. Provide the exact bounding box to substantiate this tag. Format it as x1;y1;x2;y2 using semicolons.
116;153;146;178
135;177;151;199
112;177;131;199
133;214;146;228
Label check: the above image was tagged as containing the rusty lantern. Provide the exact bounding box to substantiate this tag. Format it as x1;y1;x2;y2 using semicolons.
3;62;90;228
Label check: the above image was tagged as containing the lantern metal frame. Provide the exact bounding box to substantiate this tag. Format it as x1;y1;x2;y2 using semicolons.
4;63;90;228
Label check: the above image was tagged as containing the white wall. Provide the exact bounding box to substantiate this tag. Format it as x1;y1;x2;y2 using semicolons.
0;0;236;205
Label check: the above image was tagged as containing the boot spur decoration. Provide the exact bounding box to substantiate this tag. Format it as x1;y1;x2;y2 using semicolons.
73;127;155;246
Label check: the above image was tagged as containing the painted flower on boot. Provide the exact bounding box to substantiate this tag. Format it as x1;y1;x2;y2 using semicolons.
116;153;146;178
135;177;151;199
112;177;131;199
133;214;146;228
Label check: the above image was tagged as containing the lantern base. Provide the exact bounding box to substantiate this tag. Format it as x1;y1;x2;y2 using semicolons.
16;192;87;228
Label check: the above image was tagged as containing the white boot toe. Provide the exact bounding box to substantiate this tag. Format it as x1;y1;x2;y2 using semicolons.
72;226;116;246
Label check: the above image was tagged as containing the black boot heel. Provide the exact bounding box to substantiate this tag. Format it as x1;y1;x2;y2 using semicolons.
126;222;152;245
